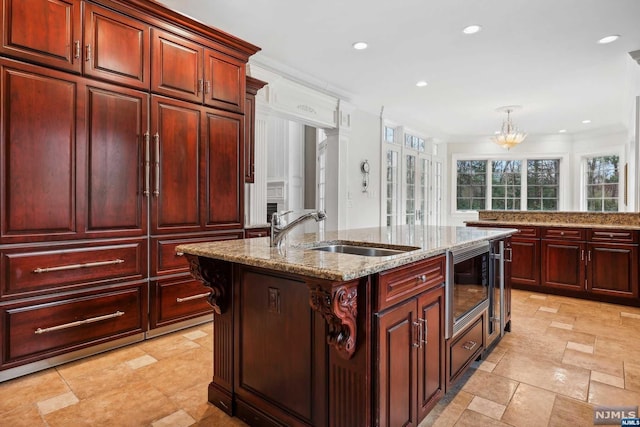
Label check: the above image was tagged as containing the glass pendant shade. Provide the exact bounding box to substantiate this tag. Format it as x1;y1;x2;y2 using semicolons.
491;109;526;149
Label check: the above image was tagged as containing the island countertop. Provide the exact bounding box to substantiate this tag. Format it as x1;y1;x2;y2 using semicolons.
176;225;515;281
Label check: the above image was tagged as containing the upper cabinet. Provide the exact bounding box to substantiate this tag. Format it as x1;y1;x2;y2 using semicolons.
1;0;82;72
83;3;150;89
151;28;245;112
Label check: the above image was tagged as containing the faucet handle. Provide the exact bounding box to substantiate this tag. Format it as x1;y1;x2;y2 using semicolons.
271;210;293;226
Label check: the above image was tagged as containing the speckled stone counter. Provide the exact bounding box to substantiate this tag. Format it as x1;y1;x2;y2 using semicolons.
469;211;640;230
176;225;515;281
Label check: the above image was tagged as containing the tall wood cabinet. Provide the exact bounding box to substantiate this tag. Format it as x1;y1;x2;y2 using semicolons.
0;0;259;378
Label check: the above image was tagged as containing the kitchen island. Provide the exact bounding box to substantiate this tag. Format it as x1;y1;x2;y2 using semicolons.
177;225;515;427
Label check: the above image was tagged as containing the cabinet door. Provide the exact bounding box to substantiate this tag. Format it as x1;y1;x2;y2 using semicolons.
587;243;638;298
203;109;243;229
83;3;150;89
151;28;203;104
1;0;82;73
511;237;540;286
203;48;244;112
150;96;202;234
416;286;445;420
377;299;418;427
1;59;84;243
85;81;148;237
541;240;585;291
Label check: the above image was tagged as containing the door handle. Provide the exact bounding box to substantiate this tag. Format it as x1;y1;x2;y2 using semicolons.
153;133;160;197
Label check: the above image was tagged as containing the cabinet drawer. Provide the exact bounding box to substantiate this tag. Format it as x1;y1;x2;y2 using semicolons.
515;226;540;238
244;227;270;238
449;316;483;381
150;276;213;329
542;227;585;241
1;239;146;299
377;255;445;312
151;232;242;276
588;229;639;244
2;283;147;366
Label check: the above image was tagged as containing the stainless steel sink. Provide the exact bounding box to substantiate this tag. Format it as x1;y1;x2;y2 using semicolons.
309;243;419;257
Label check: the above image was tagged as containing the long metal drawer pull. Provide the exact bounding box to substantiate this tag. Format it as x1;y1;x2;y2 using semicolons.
412;321;421;348
176;292;211;303
462;340;477;351
74;41;81;59
34;311;125;334
144;131;150;196
86;44;92;62
420;318;428;345
153;133;160;197
33;259;125;274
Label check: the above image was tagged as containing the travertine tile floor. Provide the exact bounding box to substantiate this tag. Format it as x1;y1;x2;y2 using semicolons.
1;289;639;426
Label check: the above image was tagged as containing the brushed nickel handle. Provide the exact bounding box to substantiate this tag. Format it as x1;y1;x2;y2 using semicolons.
504;247;513;262
197;79;203;94
412;321;421;348
462;340;477;351
153;132;160;197
85;44;92;62
581;249;584;261
176;292;211;303
205;80;211;94
74;41;81;59
419;318;428;345
144;131;150;196
34;311;124;334
33;259;124;274
588;250;591;262
176;252;184;256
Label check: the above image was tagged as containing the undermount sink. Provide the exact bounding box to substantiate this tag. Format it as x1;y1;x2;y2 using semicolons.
308;243;420;257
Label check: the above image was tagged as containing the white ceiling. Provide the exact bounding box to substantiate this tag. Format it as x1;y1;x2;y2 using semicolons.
158;0;640;139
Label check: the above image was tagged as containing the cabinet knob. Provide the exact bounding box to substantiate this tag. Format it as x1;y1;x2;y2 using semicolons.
560;231;565;236
418;274;427;282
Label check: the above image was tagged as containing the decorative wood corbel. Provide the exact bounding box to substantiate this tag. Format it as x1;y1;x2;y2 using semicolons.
309;281;358;360
184;254;231;315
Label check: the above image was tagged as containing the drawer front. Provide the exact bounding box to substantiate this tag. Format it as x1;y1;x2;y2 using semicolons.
588;229;639;244
150;276;213;329
542;227;585;241
449;316;483;380
244;227;270;238
515;226;540;238
3;283;147;365
151;232;243;276
2;239;146;299
377;255;445;312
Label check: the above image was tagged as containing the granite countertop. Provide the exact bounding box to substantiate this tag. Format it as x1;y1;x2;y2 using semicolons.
470;211;640;230
176;225;515;281
467;220;640;230
244;223;270;229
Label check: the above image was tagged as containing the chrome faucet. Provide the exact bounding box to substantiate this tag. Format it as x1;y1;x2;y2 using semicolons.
270;210;327;247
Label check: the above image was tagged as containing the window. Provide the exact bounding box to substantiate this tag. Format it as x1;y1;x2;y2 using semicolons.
405;133;425;152
384;126;395;144
492;160;521;210
456;160;487;210
405;154;416;224
385;149;399;226
585;155;619;211
527;159;559;211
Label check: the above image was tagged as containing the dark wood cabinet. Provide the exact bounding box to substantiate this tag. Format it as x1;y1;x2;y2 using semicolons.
1;0;82;73
244;76;267;183
587;241;638;299
541;239;586;291
204;49;245;112
149;276;213;329
84;3;150;89
417;286;445;419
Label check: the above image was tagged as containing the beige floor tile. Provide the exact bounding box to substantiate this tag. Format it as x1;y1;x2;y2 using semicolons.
421;390;474;427
140;334;201;360
453;409;513;427
496;331;567;364
561;348;624;378
548;395;596;427
588;380;640;406
192;411;248;426
152;409;196;427
467;396;506;420
538;306;559;313
169;381;220;422
0;369;70;414
501;383;556;427
183;330;209;340
63;362;137;400
620;311;640;319
624;361;640;393
529;294;547;300
566;341;594;354
590;371;624;388
56;345;147;380
37;391;79;415
126;354;158;370
492;352;591;400
594;335;640;363
549;321;573;330
0;404;47;427
461;369;518;406
476;360;497;373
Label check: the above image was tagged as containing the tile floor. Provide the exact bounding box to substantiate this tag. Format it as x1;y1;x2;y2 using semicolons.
1;289;639;426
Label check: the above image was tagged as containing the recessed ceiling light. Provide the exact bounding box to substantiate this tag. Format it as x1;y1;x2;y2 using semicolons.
463;25;482;35
597;35;620;44
558;129;567;133
582;119;592;124
416;80;428;87
352;41;368;50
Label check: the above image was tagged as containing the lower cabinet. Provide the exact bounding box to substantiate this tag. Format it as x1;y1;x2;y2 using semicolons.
149;276;213;329
446;315;484;387
587;242;639;298
541;239;586;291
376;284;445;427
0;282;147;370
510;237;540;287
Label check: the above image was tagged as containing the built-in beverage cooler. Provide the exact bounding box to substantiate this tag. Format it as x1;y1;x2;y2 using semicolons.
487;238;512;349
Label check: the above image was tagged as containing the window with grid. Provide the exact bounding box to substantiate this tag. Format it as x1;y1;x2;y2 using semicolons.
585;155;619;212
385;149;399;226
491;160;522;210
527;159;559;211
405;154;416;224
384;126;395;144
456;160;487;210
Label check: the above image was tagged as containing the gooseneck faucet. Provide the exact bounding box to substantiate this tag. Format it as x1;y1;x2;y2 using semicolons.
270;210;327;247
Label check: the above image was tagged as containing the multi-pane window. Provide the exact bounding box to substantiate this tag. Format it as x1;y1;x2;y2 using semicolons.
405;154;416;224
385;150;399;226
456;160;487;210
384;126;395;144
585;155;619;212
491;160;522;210
405;133;426;152
527;159;559;211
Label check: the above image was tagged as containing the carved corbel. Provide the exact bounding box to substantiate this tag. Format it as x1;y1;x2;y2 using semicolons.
184;254;231;315
309;281;358;360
